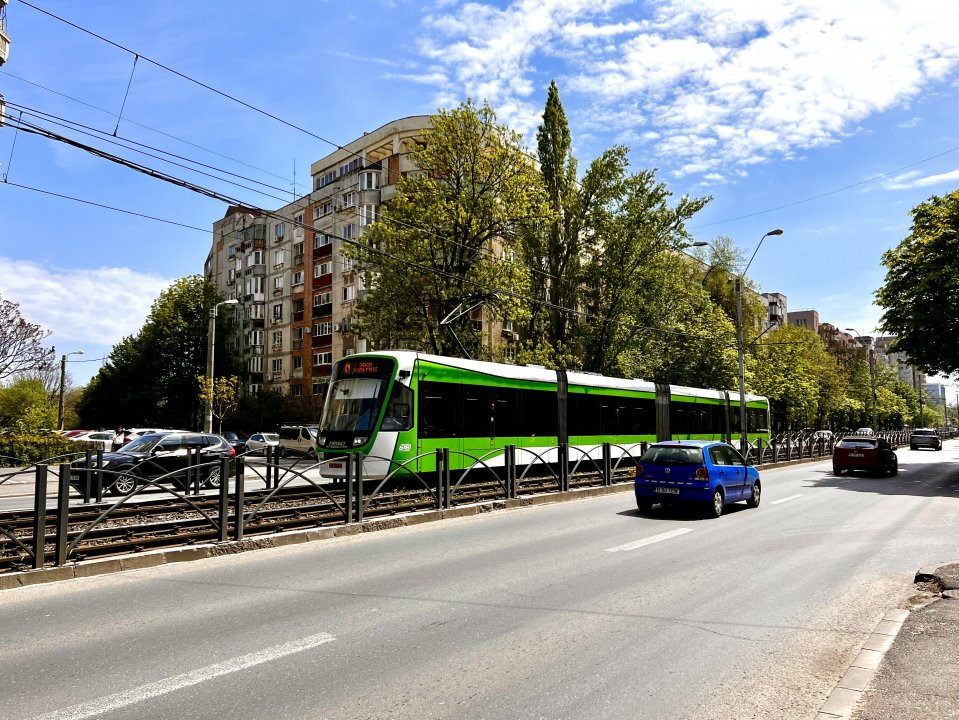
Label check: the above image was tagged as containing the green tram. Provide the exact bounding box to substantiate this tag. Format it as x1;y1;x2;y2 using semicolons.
316;351;771;480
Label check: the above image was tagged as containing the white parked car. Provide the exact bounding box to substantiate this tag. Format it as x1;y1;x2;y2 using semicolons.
70;431;117;452
245;432;280;455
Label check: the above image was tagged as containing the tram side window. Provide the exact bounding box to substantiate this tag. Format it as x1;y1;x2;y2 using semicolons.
461;385;492;437
522;388;557;437
567;393;597;436
493;387;519;437
670;404;690;436
632;397;656;435
420;381;460;438
381;382;414;431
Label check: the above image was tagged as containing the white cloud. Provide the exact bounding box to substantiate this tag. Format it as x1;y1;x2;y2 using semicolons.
883;168;959;190
0;259;173;346
416;1;959;176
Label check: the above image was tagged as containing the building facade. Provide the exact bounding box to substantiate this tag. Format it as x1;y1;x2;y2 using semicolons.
205;116;433;410
760;292;787;330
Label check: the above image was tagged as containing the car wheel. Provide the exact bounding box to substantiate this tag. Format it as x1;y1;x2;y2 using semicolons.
109;469;137;496
706;488;724;518
888;458;898;476
833;466;844;476
747;480;761;508
307;447;317;460
203;466;222;489
636;498;654;514
910;445;917;451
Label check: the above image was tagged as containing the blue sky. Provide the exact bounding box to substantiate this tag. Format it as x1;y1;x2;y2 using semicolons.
1;0;958;387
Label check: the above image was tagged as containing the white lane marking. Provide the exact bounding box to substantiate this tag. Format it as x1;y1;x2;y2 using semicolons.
30;632;335;720
606;528;693;553
771;494;802;505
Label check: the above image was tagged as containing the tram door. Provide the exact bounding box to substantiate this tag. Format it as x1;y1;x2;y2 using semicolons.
655;382;671;441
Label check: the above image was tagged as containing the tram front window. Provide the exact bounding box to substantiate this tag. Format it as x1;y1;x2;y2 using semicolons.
322;377;390;432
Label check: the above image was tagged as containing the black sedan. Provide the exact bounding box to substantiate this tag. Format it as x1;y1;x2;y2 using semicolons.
70;432;235;496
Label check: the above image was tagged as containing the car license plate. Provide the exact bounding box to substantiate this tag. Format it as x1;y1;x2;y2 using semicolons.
654;487;680;495
849;452;864;458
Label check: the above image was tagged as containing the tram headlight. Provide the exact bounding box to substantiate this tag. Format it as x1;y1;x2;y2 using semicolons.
317;435;327;447
353;436;368;446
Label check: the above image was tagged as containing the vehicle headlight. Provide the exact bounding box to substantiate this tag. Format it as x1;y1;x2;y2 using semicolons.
353;436;368;446
317;436;327;447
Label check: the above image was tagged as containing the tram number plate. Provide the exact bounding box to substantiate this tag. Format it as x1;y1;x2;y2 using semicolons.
654;487;680;495
849;452;864;458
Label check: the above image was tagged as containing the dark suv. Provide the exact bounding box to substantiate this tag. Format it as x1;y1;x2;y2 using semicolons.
70;431;235;496
909;428;942;451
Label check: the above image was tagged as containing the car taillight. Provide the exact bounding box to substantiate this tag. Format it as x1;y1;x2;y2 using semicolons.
635;464;645;478
229;447;236;458
695;467;708;480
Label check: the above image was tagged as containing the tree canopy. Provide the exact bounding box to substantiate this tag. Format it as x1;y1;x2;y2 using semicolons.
877;188;959;374
0;294;54;381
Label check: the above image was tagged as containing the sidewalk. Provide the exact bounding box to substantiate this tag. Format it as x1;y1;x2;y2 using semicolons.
854;562;959;719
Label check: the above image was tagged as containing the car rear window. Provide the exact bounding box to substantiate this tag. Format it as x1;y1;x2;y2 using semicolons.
913;430;936;436
837;439;877;449
641;446;704;465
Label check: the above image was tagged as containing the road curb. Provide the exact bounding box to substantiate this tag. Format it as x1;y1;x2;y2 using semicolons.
816;608;911;719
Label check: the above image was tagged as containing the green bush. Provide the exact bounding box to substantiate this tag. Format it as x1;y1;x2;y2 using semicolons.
0;434;100;467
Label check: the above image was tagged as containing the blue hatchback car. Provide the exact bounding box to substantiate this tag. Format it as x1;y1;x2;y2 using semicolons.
634;440;761;518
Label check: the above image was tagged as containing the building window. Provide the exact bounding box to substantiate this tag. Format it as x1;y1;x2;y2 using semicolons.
272;330;283;347
360;171;379;190
342;286;355;302
273;276;284;291
249;357;263;373
342;223;356;240
313;351;333;366
292;298;304;313
293;271;305;286
273;250;284;268
249;330;264;347
294;213;304;225
339;158;363;176
342;257;354;273
314;233;332;249
342;191;356;208
249;303;265;319
319;199;333;216
274;223;285;240
315;321;333;336
271;358;283;374
315;261;332;277
272;303;283;320
360;204;378;226
315;170;336;190
292;355;303;370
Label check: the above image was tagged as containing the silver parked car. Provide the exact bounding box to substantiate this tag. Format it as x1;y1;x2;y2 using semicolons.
245;432;280;455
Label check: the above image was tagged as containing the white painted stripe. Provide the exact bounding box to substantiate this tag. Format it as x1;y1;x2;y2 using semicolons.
30;632;335;720
606;528;693;553
771;494;802;505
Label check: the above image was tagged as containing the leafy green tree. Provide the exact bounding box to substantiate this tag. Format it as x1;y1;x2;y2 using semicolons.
77;276;224;429
0;377;57;432
521;80;582;365
350;100;548;359
750;325;838;429
197;375;242;433
877;188;959;374
575;148;710;375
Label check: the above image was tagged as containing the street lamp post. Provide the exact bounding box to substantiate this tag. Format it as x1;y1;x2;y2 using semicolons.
57;350;84;431
204;299;239;433
735;229;784;454
845;328;877;428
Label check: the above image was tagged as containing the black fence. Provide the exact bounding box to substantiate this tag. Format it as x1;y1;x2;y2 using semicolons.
2;429;955;572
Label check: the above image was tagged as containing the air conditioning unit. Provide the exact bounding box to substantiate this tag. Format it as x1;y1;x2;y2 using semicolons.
332;322;342;332
271;317;282;324
303;327;311;334
271;343;282;351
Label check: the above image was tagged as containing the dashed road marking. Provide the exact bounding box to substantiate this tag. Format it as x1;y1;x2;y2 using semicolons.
770;494;803;505
606;528;693;553
28;632;336;720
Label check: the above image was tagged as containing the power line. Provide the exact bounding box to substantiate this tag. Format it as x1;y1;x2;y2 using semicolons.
0;179;210;233
16;0;345;150
0;69;301;190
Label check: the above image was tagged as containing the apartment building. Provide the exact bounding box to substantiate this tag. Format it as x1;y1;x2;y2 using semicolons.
205;116;433;403
760;292;787;330
787;308;819;333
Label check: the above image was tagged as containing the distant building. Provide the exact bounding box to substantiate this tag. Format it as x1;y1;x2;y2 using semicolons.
761;292;787;330
927;383;947;405
787;308;819;333
0;0;9;67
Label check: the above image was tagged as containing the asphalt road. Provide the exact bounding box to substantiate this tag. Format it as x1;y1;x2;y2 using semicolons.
1;444;957;720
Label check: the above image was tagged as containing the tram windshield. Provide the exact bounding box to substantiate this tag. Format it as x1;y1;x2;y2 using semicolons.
320;357;395;433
